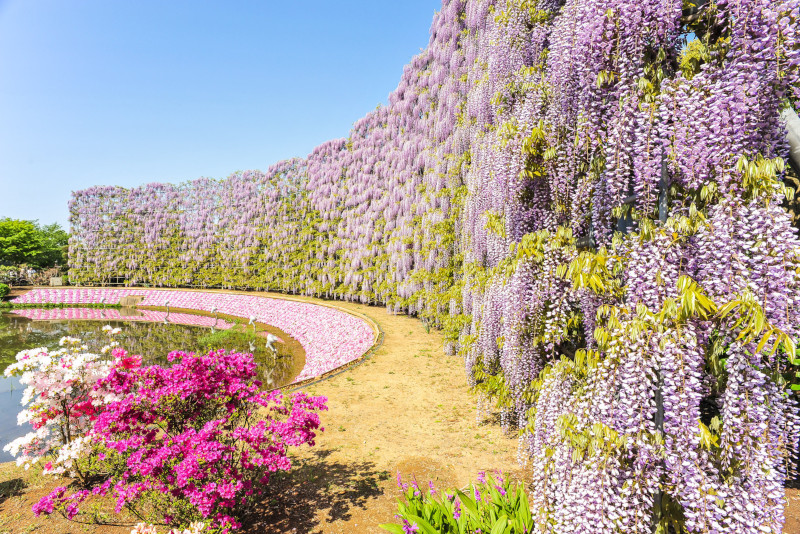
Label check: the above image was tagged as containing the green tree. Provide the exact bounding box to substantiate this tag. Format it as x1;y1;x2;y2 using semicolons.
0;218;68;268
0;218;42;265
35;222;69;267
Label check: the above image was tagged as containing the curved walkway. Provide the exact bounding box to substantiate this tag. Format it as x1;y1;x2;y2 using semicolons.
12;288;378;383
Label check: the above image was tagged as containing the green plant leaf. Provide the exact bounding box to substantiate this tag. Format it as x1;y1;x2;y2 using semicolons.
456;489;480;518
490;515;508;534
405;515;440;534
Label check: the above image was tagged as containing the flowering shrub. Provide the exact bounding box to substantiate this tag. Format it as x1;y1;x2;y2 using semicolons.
31;348;327;532
382;471;532;534
3;326;127;478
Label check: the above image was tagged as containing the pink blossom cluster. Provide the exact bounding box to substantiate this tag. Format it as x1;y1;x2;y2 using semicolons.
25;347;327;532
13;288;376;382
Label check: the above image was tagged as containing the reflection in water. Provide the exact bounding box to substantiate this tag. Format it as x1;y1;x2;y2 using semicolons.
0;311;304;462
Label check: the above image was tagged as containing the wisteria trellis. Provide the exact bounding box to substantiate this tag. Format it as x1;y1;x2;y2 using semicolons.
67;0;800;531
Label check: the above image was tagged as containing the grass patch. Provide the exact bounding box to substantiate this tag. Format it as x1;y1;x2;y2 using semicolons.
196;322;260;352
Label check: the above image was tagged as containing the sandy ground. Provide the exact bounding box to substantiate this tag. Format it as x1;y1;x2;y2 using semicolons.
1;289;798;533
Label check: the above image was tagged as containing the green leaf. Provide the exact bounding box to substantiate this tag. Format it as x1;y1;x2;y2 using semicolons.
490;515;509;534
379;524;407;534
755;329;773;354
405;515;439;534
456;490;480;518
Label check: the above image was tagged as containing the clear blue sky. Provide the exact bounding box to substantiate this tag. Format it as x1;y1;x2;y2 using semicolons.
0;0;440;229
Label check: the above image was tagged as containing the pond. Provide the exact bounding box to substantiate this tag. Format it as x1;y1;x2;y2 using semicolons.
0;308;305;462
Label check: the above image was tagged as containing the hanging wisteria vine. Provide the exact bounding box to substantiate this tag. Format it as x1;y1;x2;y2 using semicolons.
69;0;800;531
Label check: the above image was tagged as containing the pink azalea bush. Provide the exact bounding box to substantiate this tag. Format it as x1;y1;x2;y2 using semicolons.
6;331;327;532
83;348;327;531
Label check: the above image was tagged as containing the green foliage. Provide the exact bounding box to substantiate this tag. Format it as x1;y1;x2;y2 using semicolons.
196;323;260;353
0;218;68;268
0;283;8;298
381;472;532;534
0;219;41;265
0;265;18;284
679;37;710;80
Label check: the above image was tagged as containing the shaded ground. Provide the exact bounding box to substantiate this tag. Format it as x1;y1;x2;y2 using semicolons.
0;289;798;532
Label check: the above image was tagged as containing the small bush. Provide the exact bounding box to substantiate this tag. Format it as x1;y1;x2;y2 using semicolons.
8;340;327;533
3;329;123;477
88;349;327;531
382;471;532;534
0;283;9;298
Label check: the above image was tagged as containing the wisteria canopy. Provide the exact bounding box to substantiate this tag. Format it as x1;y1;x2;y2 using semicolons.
68;0;800;532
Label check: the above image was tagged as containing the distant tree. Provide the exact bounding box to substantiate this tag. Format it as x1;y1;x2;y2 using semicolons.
35;222;69;267
0;219;41;265
0;218;68;268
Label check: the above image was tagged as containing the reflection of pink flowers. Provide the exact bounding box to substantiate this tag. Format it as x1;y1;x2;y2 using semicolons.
14;289;377;383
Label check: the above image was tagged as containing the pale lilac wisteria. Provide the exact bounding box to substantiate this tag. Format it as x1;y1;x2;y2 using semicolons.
13;289;376;383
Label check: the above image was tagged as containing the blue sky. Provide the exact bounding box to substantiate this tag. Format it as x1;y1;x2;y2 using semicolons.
0;0;440;229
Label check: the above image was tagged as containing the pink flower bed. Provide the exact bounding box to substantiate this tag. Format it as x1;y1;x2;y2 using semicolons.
13;289;377;383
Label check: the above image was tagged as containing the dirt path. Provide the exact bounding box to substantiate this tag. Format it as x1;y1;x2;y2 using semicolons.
244;293;526;534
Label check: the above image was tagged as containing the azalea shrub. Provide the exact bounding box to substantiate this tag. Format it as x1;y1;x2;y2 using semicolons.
382;471;532;534
6;334;327;533
3;327;126;479
87;349;327;531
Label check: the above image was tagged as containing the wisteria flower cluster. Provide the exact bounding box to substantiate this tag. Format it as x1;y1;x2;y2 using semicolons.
58;0;800;531
29;348;327;532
